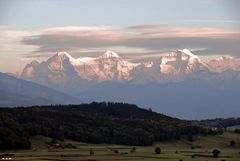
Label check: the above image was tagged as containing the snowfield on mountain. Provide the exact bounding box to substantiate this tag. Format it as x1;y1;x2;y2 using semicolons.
21;49;240;85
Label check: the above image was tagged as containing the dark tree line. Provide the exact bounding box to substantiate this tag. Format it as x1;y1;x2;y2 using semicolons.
194;118;240;129
0;102;217;150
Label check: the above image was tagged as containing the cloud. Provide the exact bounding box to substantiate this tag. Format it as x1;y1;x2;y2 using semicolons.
126;24;169;31
21;26;131;56
20;25;240;58
0;25;239;72
0;28;35;39
0;27;39;72
0;27;38;54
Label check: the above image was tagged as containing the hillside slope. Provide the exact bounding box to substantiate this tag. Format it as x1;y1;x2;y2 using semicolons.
0;102;216;150
0;72;80;107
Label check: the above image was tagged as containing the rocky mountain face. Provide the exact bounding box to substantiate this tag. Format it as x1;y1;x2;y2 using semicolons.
207;56;240;72
21;49;240;86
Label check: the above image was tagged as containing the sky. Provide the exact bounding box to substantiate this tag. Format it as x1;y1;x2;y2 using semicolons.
0;0;240;72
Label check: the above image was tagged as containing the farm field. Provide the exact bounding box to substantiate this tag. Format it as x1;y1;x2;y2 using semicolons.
227;125;240;132
1;132;239;161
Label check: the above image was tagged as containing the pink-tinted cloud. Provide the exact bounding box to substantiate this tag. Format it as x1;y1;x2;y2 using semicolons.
19;25;240;58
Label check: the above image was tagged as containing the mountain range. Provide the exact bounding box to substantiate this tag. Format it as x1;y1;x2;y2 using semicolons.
1;49;240;119
21;49;240;85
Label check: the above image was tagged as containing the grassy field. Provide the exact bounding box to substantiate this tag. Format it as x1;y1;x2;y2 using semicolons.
1;132;239;161
227;125;240;132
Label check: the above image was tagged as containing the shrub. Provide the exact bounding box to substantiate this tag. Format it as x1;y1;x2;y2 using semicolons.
230;140;236;147
212;149;221;158
90;148;94;156
155;146;161;154
130;147;136;153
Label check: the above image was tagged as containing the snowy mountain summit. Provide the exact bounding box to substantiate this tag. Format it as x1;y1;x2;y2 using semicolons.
159;49;205;74
100;50;120;58
178;49;199;58
21;49;240;86
21;50;137;84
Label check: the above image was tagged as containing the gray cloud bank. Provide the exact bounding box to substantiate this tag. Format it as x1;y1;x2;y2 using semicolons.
21;26;240;58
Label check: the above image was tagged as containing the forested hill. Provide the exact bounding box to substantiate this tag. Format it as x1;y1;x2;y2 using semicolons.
194;118;240;128
0;102;218;150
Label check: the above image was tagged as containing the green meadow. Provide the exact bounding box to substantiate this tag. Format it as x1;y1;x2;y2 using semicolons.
227;125;240;132
1;131;239;161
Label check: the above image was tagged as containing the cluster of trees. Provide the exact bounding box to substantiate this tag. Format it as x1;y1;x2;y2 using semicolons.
195;118;240;129
155;146;161;154
0;102;218;150
234;129;240;134
0;114;31;150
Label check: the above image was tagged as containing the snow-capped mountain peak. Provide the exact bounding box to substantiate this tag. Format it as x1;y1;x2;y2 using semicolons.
50;51;88;66
207;55;240;72
158;49;206;76
100;50;121;59
21;49;240;86
56;51;71;57
216;56;233;61
30;60;39;66
51;51;75;62
177;49;199;59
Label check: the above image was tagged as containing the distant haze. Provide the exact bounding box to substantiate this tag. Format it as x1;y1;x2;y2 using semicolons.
5;49;239;119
